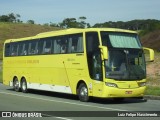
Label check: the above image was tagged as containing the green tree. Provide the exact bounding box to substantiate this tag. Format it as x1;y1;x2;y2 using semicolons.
59;18;77;28
78;16;87;28
49;22;58;27
0;15;10;22
59;16;90;28
27;20;35;24
0;13;21;23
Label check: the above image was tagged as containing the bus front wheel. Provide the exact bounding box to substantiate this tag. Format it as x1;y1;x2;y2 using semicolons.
13;77;20;92
21;78;28;93
78;83;89;102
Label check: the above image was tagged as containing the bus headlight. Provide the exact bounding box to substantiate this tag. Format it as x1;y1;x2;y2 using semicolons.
105;82;118;88
138;82;146;87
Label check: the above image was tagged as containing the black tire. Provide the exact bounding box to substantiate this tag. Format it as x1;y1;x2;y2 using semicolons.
21;78;28;93
78;83;89;102
13;77;20;92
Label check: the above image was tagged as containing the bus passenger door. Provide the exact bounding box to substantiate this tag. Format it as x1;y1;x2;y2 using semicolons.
86;32;103;97
91;53;103;97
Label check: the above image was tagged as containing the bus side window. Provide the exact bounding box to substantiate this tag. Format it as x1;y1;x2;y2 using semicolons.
68;33;83;53
61;45;66;53
5;43;10;57
11;43;18;56
28;40;38;55
77;35;83;52
22;42;28;56
60;37;68;54
53;39;61;54
18;42;24;56
41;38;52;54
68;37;72;53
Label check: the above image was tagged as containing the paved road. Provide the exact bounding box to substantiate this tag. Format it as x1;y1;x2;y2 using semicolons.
0;83;160;120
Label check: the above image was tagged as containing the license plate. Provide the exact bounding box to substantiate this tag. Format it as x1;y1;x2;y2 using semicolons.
125;91;132;94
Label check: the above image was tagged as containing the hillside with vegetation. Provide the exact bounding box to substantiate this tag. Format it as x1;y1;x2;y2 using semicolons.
0;14;160;59
0;19;160;58
141;30;160;51
1;22;159;59
0;22;61;59
0;13;160;53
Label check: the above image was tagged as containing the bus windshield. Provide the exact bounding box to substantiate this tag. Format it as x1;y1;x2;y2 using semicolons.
105;49;146;80
101;32;146;80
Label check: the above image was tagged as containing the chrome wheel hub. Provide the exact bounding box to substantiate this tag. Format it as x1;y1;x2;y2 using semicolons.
80;87;87;96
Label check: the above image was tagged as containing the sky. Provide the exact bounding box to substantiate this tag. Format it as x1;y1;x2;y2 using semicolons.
0;0;160;25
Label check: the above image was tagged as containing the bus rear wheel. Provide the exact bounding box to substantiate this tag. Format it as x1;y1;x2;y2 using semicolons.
13;77;20;92
21;78;28;93
78;83;89;102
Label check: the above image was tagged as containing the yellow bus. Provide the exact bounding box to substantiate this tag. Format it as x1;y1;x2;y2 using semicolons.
3;28;154;102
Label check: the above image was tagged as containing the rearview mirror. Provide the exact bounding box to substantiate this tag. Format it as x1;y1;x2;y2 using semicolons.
99;46;108;60
143;47;154;62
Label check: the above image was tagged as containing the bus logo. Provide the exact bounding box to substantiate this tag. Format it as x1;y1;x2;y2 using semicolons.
125;91;132;94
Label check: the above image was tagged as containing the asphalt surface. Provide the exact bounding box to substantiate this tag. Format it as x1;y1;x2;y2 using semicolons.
0;83;160;120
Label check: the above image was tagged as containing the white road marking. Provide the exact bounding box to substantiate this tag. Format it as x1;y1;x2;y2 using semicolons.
55;117;73;120
0;91;128;111
41;113;73;120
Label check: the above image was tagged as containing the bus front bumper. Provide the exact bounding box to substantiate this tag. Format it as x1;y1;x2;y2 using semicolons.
102;86;146;98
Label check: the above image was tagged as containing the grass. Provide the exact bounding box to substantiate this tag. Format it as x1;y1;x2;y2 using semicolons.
145;86;160;96
145;78;160;96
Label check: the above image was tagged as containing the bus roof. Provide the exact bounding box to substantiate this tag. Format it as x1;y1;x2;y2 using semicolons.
4;28;137;43
37;28;137;37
